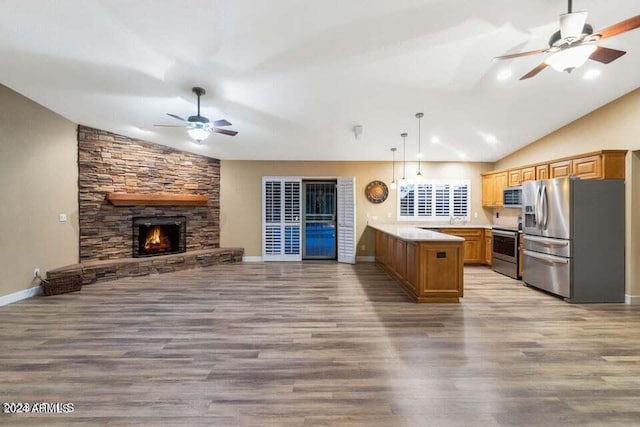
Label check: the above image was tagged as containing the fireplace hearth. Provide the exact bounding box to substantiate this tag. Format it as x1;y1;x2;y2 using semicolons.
133;216;186;258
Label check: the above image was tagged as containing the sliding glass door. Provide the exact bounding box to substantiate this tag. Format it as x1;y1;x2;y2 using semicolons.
303;181;337;259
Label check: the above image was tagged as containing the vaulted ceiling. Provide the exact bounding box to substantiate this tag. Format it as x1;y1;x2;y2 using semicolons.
1;0;639;161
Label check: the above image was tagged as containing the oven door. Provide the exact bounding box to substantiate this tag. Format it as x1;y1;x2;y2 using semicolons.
492;230;517;263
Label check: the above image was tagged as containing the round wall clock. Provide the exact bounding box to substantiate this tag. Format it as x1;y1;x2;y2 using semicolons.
365;180;389;204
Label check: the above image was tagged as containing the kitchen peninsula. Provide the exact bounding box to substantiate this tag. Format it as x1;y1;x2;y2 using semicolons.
369;224;465;303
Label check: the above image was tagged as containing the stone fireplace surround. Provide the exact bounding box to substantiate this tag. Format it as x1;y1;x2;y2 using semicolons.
47;126;243;285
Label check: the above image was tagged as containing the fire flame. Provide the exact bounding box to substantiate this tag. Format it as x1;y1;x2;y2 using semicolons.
144;226;170;251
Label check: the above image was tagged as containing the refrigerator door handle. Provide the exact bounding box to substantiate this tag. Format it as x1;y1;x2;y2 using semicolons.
535;184;543;230
542;184;549;231
523;235;569;246
524;250;569;264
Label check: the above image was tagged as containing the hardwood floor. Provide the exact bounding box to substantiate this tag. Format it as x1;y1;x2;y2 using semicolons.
1;263;640;426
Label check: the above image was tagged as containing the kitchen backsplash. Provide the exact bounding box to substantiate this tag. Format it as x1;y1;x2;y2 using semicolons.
492;208;521;227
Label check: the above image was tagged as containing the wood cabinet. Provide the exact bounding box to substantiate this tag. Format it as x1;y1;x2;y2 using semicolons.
484;230;492;265
550;159;572;178
521;166;535;182
482;172;508;207
373;229;464;303
482;174;495;207
393;239;406;278
482;151;626;209
572;154;602;179
493;172;507;206
508;169;522;187
535;164;549;180
438;228;484;264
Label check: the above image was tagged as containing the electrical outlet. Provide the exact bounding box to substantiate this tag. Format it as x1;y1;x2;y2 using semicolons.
387;212;392;218
361;245;366;251
473;212;478;219
33;268;40;278
59;213;67;222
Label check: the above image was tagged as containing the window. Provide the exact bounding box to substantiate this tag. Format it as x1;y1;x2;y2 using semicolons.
398;179;470;221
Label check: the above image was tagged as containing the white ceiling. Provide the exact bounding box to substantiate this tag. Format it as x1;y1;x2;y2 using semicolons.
1;0;639;161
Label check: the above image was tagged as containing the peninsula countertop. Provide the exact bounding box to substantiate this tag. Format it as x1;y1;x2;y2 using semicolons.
367;223;464;242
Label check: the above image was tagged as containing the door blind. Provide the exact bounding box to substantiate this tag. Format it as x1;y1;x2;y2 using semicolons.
262;177;302;261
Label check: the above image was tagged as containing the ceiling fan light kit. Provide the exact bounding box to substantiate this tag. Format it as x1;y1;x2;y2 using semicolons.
544;43;598;72
154;86;237;142
493;0;640;80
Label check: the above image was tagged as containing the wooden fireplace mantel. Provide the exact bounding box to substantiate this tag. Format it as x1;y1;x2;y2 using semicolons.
106;193;209;207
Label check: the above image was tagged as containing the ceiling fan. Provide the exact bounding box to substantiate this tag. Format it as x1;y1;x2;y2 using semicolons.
155;87;238;142
493;0;640;80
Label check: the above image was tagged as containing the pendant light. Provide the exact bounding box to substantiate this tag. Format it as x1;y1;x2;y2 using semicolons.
399;133;408;185
415;112;424;180
389;148;397;190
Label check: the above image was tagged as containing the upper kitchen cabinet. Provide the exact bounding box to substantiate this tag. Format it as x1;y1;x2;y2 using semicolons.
521;166;535;182
535;164;549;180
482;174;495;207
482;150;626;208
482;171;507;207
508;169;522;187
549;159;572;178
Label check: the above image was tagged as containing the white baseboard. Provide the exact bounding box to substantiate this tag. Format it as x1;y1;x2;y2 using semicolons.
356;256;375;263
625;294;640;305
0;286;42;307
242;256;263;263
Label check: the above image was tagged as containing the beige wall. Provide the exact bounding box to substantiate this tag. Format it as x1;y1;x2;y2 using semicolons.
494;87;640;298
0;84;79;297
220;160;493;257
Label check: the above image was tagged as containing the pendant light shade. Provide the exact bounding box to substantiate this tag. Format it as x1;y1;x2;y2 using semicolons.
390;147;397;190
415;112;424;180
399;133;408;185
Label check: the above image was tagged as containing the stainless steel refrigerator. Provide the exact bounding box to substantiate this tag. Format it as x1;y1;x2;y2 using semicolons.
522;177;624;303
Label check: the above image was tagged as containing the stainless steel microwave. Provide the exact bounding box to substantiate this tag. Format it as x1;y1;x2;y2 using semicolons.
503;186;522;208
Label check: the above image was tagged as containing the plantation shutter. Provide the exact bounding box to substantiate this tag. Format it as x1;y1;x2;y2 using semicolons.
399;184;415;217
452;183;469;218
337;177;356;264
262;177;302;261
416;183;433;217
434;183;450;218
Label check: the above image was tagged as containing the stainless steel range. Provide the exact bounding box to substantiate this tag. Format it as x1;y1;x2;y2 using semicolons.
491;226;519;279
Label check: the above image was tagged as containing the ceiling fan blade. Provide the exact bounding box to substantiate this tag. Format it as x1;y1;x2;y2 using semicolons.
520;62;548;80
596;15;640;40
166;113;186;122
493;49;547;61
589;46;627;64
214;128;238;136
154;124;187;128
214;119;232;127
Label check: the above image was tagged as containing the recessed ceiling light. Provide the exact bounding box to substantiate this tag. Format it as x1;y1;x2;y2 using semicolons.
583;68;601;80
416;152;424;159
485;134;497;144
431;136;440;144
496;69;512;81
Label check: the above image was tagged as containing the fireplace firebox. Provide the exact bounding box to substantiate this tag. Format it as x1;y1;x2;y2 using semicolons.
133;216;186;258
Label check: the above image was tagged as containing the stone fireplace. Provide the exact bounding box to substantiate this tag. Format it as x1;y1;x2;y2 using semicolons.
133;216;186;258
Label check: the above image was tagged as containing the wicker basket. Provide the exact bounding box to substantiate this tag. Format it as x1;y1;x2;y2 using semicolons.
40;275;82;296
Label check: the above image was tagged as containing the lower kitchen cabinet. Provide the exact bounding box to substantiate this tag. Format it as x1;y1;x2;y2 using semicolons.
438;228;484;264
373;229;464;303
484;230;492;265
